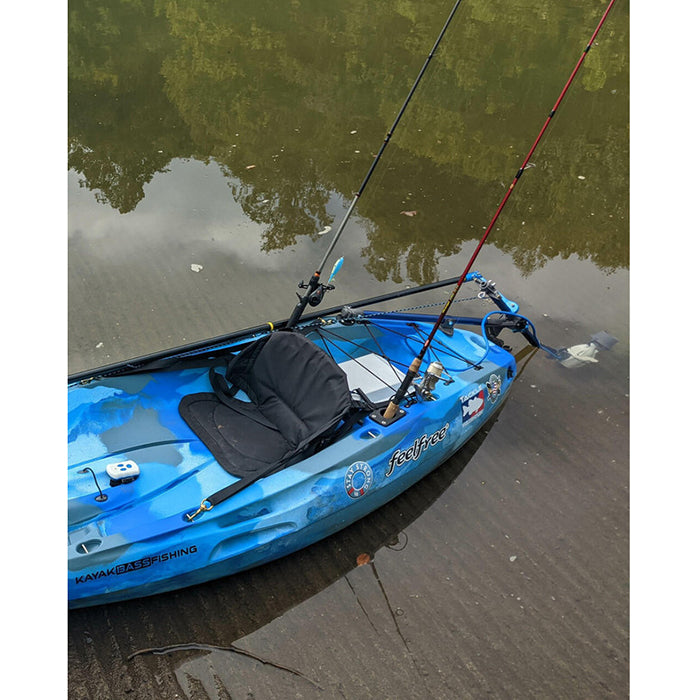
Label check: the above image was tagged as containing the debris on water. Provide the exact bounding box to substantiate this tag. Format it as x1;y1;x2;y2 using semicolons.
401;210;418;217
509;555;517;562
246;164;256;169
96;342;104;349
350;130;357;134
356;553;371;566
318;225;332;235
190;264;203;272
578;175;586;180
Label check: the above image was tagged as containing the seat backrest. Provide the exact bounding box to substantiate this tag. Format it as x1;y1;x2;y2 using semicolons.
227;332;353;446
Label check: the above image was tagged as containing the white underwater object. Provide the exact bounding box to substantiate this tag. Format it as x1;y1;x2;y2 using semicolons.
558;331;618;369
559;343;600;367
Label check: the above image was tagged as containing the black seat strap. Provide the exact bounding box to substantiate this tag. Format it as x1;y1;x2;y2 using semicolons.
187;402;371;520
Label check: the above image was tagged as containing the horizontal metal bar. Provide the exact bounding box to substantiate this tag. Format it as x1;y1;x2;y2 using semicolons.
68;276;463;383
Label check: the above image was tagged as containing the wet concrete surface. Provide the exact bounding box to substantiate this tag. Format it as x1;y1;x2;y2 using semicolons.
67;298;629;698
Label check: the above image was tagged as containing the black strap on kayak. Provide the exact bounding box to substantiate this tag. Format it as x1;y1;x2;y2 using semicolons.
184;331;371;521
185;403;368;521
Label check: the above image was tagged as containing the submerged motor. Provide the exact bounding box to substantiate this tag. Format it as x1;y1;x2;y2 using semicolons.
557;331;618;369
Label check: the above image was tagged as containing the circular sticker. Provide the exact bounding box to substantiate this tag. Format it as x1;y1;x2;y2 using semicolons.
344;461;374;499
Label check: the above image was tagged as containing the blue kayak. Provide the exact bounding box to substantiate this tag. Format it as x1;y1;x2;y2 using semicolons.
66;0;622;609
68;299;533;608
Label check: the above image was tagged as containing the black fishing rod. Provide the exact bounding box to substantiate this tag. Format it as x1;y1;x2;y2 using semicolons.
383;0;619;420
286;0;464;329
68;274;470;384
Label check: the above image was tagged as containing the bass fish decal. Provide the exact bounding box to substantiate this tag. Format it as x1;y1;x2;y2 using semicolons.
460;387;485;425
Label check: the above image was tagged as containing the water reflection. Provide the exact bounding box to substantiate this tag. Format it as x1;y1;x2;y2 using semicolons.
68;0;628;284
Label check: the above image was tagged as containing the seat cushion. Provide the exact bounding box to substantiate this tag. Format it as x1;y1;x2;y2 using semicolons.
225;331;353;444
179;331;354;478
179;392;292;478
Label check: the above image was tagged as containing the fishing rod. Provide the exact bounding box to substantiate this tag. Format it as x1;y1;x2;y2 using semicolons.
68;274;474;384
286;0;464;329
383;0;619;420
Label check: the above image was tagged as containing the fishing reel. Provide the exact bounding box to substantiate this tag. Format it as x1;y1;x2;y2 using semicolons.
295;257;344;309
415;361;444;400
297;279;335;307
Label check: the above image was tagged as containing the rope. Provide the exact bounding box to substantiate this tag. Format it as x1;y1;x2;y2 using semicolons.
387;293;481;314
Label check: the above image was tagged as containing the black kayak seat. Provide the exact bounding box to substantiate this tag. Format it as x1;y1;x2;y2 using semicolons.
179;331;356;479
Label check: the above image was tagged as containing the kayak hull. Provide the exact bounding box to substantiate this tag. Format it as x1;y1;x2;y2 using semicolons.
68;314;517;608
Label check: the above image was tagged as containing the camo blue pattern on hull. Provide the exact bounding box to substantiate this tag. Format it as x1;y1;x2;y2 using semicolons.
68;316;516;607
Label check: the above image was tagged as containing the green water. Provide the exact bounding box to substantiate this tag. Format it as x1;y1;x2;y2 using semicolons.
68;0;628;371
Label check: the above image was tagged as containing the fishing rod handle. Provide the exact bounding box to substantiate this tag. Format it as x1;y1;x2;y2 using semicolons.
384;357;421;419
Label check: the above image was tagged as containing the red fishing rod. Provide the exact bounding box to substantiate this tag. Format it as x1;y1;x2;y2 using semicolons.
383;0;619;420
